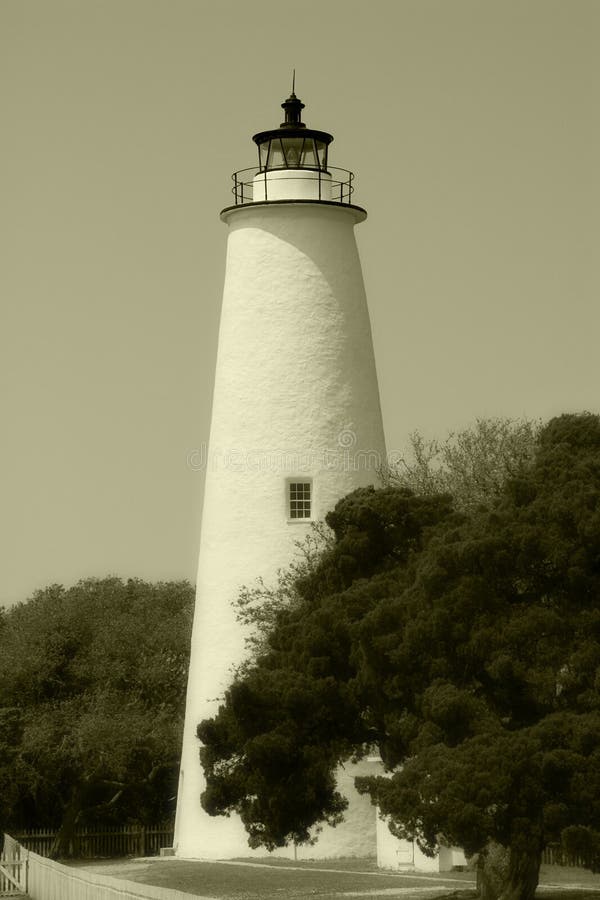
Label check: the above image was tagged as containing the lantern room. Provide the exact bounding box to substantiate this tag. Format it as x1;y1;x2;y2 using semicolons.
227;91;358;207
252;92;332;173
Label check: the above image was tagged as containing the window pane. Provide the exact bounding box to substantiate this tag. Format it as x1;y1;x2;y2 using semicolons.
315;141;327;169
301;140;318;168
268;139;286;169
258;141;269;169
282;138;304;168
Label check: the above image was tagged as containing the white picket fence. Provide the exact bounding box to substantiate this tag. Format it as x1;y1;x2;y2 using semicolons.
2;835;214;900
1;835;28;896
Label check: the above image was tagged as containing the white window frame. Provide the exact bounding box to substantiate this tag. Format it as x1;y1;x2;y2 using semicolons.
286;477;313;523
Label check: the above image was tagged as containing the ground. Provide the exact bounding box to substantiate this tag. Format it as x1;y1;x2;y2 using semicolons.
68;857;600;900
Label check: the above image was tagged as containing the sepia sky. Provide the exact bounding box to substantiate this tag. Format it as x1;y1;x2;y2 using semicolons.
2;0;598;606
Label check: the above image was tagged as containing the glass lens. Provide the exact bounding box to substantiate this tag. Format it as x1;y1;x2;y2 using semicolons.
282;138;304;168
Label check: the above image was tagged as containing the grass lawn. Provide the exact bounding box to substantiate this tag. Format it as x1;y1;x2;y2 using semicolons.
73;857;471;899
70;858;600;900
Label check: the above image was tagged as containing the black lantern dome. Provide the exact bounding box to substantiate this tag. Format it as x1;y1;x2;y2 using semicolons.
252;92;333;173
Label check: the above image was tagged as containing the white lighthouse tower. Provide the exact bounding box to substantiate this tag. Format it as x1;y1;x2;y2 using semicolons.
174;89;386;859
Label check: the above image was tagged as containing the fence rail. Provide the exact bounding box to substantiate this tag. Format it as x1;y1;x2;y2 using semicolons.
4;835;208;900
0;859;26;895
12;824;174;859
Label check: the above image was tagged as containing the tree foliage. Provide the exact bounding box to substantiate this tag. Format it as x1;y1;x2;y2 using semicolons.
199;413;600;900
0;576;193;857
383;417;540;512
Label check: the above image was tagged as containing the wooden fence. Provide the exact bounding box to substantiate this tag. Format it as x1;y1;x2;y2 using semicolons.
1;833;28;896
12;824;174;859
542;844;587;868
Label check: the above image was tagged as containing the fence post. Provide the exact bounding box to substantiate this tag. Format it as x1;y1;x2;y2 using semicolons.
138;824;145;857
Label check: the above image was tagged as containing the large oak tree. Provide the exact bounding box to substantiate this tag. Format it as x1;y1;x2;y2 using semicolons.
199;413;600;900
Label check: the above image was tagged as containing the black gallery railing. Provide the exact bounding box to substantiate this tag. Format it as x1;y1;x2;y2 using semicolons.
231;166;355;206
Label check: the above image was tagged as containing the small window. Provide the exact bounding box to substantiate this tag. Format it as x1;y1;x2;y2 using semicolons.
288;480;312;520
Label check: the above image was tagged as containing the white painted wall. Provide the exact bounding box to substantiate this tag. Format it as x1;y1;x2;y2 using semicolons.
377;816;468;873
252;168;332;201
377;815;416;870
174;199;386;859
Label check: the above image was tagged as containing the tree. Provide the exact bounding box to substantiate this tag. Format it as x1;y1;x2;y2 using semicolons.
198;413;600;900
0;576;193;857
382;417;540;512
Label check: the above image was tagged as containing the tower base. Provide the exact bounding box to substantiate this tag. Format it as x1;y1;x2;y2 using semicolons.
174;758;380;861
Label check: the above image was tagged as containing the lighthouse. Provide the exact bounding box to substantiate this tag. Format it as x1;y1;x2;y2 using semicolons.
174;89;386;859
